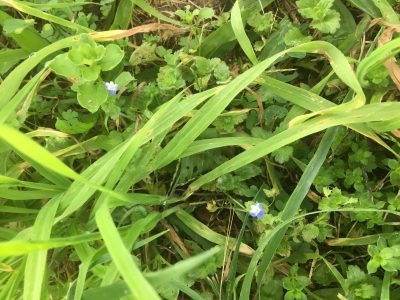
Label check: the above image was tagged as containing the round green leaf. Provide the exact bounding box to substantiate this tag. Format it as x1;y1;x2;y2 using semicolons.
77;82;108;113
81;64;101;81
50;53;80;79
101;44;124;71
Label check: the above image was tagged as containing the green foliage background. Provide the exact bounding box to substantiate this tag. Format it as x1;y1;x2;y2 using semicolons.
0;0;399;299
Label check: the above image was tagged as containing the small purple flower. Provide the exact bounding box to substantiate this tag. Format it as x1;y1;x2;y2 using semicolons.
249;202;264;218
105;81;119;94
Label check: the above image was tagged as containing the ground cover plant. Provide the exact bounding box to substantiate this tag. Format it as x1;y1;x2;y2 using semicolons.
0;0;399;299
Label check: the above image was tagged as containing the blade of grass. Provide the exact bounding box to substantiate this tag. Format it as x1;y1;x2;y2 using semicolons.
153;41;366;173
321;257;347;293
180;137;264;158
95;203;160;299
171;281;206;300
381;271;392;300
111;0;134;29
0;10;49;52
347;0;380;17
187;103;400;196
0;0;92;32
101;212;162;286
261;75;398;157
326;233;400;246
132;0;182;26
23;196;60;300
373;0;399;23
255;127;337;287
72;232;95;300
357;38;400;86
0;188;60;200
146;246;221;284
175;210;254;255
198;0;274;57
238;207;400;300
0;175;62;191
231;0;258;64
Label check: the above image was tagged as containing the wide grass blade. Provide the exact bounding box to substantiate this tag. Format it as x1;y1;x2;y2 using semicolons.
95;203;160;299
23;196;60;300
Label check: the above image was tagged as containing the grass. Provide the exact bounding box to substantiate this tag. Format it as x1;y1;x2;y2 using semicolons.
0;0;399;299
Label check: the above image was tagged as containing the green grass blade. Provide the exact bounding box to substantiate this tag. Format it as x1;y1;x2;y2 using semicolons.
132;0;182;26
154;41;366;173
1;0;92;32
231;0;258;64
175;210;254;255
0;124;79;180
347;0;381;17
171;281;206;300
198;0;274;57
23;196;60;300
146;246;221;284
357;38;400;86
187;103;400;195
0;36;77;109
181;137;263;158
0;48;28;74
111;0;134;29
256;128;337;286
327;233;400;246
0;233;100;257
95;203;160;299
381;271;392;300
101;212;162;286
321;257;347;293
0;188;60;200
0;175;62;191
0;10;49;52
261;76;398;157
372;0;399;23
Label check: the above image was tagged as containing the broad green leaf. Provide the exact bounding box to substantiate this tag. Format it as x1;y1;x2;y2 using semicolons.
100;44;124;71
50;53;80;79
77;82;109;113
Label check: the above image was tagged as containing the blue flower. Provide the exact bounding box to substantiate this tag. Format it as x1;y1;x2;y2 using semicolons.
249;202;264;218
105;81;119;94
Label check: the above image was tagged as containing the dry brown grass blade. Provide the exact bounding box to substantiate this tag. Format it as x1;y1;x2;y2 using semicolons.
90;23;186;41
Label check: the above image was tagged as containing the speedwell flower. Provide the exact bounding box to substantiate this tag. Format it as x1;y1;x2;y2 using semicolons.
105;81;119;94
249;202;264;218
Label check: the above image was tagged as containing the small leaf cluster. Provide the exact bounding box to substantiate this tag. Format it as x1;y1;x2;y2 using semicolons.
296;0;341;33
50;35;128;113
367;237;400;273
